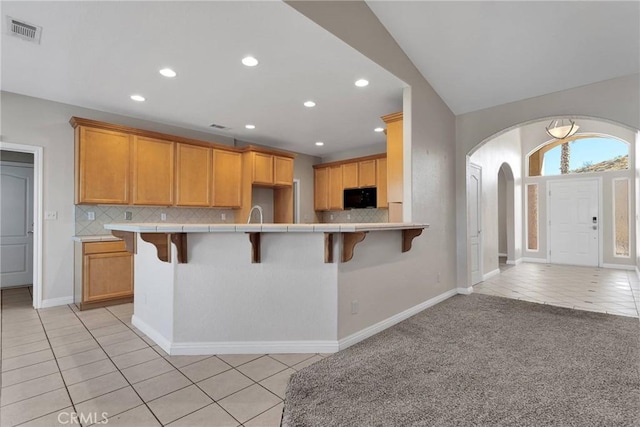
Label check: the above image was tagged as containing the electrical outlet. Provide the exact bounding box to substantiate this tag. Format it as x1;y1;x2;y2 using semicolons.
160;213;167;221
124;211;132;220
330;214;334;220
87;211;95;221
347;213;351;220
351;300;359;315
44;211;57;220
221;213;226;221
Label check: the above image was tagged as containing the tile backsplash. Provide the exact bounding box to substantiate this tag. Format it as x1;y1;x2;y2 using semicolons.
75;205;235;236
321;209;388;223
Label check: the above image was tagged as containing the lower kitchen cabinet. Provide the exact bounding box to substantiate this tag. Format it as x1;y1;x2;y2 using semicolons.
74;240;133;310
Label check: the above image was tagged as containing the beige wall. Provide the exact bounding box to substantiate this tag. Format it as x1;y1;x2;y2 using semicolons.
456;75;640;286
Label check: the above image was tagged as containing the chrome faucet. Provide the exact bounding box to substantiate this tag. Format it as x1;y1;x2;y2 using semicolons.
247;205;264;224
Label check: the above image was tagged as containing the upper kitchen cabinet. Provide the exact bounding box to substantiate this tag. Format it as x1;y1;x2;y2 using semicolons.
382;112;403;222
274;156;294;186
248;150;294;187
328;165;343;210
132;136;175;205
212;149;242;207
342;163;358;189
74;125;131;205
252;152;274;185
358;159;376;187
376;157;388;209
314;166;330;211
175;143;211;207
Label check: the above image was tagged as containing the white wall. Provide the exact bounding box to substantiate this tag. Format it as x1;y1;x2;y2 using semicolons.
456;75;640;286
469;129;522;276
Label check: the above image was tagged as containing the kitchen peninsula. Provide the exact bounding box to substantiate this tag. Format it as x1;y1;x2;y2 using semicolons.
105;222;428;355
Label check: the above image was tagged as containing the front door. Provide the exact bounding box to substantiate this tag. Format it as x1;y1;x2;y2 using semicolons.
548;178;600;267
469;163;482;284
1;163;34;287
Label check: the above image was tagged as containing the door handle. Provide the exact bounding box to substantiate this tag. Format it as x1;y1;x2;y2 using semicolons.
27;230;34;234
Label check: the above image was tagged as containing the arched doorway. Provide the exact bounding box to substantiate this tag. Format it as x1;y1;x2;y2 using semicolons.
497;162;516;269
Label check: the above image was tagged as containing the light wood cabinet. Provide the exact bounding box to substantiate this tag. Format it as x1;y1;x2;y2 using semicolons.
329;165;343;210
383;112;403;203
252;152;274;185
274;156;294;186
132;136;175;205
75;126;131;204
314;167;330;211
212;149;242;207
358;160;376;187
175;143;211;207
376;158;388;208
74;240;133;310
342;163;359;189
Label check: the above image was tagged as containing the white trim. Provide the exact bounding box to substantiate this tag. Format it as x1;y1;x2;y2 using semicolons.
482;268;500;281
457;286;474;295
522;257;548;264
132;315;173;354
498;252;507;257
338;288;458;351
0;142;44;309
40;296;74;308
170;340;339;356
602;263;636;271
506;258;523;265
469;162;483;285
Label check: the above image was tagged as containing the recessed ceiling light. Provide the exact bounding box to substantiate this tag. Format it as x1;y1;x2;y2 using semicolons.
374;127;384;132
159;68;177;78
242;56;259;67
245;124;256;129
304;101;316;108
130;94;145;102
315;141;324;146
355;79;369;87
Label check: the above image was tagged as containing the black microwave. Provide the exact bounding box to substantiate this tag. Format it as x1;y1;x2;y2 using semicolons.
344;187;377;209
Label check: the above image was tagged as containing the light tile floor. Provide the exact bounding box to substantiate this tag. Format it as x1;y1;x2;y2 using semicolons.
475;262;640;318
0;287;326;427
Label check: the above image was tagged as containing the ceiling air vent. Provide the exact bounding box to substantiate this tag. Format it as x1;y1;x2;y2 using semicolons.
7;16;42;44
209;123;228;130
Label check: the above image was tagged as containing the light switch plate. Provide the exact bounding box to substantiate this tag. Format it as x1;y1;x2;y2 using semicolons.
87;211;95;221
44;211;58;220
160;213;167;221
124;211;132;220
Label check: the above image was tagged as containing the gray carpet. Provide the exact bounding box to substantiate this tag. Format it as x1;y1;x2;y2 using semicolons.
283;294;640;427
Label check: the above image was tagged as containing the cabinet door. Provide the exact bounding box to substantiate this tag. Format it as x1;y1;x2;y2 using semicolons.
358;160;376;187
83;252;133;302
212;149;242;207
252;152;274;185
176;144;211;207
76;126;131;204
314;167;329;211
342;163;359;189
376;158;388;208
329;166;343;210
274;156;294;186
132;136;175;205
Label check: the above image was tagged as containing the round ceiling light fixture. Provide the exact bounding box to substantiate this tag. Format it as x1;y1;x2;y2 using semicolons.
159;68;177;78
304;101;316;108
545;118;579;139
245;124;256;129
130;94;146;102
242;56;259;67
315;141;324;146
374;127;384;133
355;79;369;87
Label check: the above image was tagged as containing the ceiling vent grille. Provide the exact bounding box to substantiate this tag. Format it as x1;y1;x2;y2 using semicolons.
209;123;228;130
7;16;42;44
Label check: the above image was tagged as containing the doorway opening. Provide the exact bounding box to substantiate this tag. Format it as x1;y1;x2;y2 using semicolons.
497;162;516;270
0;142;44;308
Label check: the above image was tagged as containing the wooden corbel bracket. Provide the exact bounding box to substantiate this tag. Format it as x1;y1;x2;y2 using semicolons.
402;228;423;253
111;230;136;254
342;231;368;263
139;233;188;263
324;233;334;263
248;232;261;263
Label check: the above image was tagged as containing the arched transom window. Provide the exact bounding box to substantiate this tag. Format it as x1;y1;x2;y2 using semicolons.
528;136;629;177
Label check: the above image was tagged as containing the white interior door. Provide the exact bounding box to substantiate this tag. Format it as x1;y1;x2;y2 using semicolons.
1;163;34;287
548;178;599;267
469;164;482;284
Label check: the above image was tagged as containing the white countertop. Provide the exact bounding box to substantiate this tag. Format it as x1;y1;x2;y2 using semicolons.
104;222;429;233
72;235;122;242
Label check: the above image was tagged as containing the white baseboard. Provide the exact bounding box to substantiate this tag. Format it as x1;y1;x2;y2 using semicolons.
506;258;523;265
602;263;636;271
337;288;458;351
457;286;474;295
498;252;507;257
170;340;339;356
482;268;500;281
132;315;172;354
40;296;74;308
522;257;548;264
